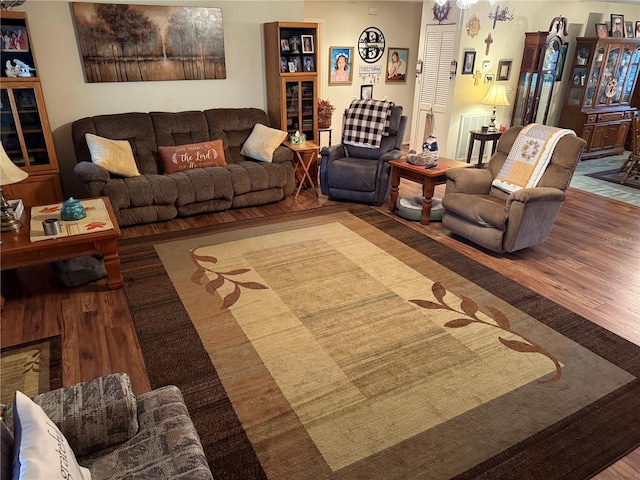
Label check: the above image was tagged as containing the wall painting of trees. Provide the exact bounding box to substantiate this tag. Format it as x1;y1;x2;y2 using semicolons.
72;3;226;82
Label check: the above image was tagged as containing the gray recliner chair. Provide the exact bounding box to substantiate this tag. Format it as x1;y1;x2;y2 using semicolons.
441;125;586;253
319;106;407;205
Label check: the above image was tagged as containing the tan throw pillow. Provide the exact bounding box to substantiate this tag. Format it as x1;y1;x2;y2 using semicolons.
240;123;288;162
158;140;226;174
85;133;140;177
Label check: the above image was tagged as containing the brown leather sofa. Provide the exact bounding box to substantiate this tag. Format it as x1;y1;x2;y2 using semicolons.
72;108;294;227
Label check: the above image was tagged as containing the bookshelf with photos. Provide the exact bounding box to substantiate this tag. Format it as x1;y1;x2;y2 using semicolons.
0;10;62;206
264;21;319;144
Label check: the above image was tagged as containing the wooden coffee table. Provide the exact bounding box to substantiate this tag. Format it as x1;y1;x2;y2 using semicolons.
0;196;123;290
389;157;473;225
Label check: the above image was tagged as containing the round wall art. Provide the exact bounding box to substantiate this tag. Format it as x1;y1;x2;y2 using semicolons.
358;27;385;63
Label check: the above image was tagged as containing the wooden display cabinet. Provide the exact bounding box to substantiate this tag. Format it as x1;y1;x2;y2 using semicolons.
0;11;62;206
264;21;319;143
511;31;563;127
558;37;640;159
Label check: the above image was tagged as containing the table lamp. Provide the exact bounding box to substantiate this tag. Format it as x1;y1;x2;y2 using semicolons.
481;84;510;133
1;142;28;231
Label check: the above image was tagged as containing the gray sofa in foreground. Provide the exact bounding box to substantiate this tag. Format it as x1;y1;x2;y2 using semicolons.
72;108;295;227
1;373;213;479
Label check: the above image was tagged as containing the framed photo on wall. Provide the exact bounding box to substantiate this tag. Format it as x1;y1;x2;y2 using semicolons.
497;60;511;81
462;51;476;75
386;48;408;82
329;46;353;85
301;35;314;54
610;14;624;38
361;84;373;100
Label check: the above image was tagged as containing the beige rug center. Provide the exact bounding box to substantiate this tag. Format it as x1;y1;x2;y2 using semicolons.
156;217;634;472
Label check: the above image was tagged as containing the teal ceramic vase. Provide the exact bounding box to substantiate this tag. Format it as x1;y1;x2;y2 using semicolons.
60;197;87;221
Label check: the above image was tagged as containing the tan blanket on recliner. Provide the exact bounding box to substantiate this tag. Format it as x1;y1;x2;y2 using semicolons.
492;124;575;194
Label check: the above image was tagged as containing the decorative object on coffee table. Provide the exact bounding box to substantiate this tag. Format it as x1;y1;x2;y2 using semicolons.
0;142;28;231
60;197;87;221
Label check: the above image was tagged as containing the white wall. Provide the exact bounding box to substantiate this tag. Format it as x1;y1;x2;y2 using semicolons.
442;0;640;157
304;1;423;148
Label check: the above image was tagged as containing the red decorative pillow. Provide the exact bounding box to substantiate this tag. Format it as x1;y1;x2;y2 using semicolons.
159;140;226;174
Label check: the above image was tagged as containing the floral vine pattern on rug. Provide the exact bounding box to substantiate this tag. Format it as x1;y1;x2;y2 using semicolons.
24;348;41;374
410;282;562;383
190;248;268;309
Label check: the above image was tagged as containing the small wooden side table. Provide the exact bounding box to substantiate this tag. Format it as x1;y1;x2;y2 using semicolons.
389;157;473;225
466;130;502;167
284;140;320;200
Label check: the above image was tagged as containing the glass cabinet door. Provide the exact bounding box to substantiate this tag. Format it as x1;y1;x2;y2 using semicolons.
0;86;52;170
596;47;620;106
585;46;605;107
621;47;640;104
284;79;316;141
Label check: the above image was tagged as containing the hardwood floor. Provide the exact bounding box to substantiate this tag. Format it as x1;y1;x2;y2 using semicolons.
1;170;639;478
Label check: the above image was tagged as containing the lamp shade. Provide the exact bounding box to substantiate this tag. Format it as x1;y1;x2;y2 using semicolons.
0;143;28;186
481;84;510;107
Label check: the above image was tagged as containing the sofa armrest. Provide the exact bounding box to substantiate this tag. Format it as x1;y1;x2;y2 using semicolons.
271;144;294;164
5;374;139;458
74;161;110;183
444;168;493;195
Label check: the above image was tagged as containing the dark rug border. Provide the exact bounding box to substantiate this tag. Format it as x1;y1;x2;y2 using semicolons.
119;204;640;479
1;335;63;397
585;168;640;190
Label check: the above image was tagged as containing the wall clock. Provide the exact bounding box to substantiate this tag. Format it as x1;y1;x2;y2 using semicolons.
433;1;450;24
358;27;385;63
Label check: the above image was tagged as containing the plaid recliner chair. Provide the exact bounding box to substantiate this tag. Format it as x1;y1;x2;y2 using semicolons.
320;103;407;205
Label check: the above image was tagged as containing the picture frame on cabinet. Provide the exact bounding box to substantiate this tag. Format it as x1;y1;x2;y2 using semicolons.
0;25;29;52
497;60;511;81
462;51;476;75
302;56;315;72
595;23;608;38
301;35;314;54
281;56;288;73
636;21;640;38
624;21;634;39
360;84;373;100
281;39;290;52
610;14;624;38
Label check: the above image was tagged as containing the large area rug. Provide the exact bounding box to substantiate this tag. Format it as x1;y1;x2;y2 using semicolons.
120;205;640;479
0;336;62;405
586;167;640;190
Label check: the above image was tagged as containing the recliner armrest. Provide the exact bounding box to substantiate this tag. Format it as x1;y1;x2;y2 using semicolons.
507;187;565;206
444;168;493;195
379;149;402;162
4;373;139;458
320;144;346;163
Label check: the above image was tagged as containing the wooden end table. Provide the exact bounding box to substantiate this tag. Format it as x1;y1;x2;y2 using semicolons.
467;130;502;167
0;196;123;290
389;157;474;225
285;140;320;200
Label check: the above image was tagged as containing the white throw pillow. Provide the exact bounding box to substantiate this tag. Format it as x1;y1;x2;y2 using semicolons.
12;390;92;480
240;123;288;162
85;133;140;177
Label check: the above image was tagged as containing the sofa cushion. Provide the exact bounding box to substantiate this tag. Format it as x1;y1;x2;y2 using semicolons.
159;140;226;174
86;134;140;177
12;391;91;480
240;123;287;162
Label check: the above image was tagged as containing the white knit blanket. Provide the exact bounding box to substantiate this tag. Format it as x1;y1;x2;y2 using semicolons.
492;124;575;194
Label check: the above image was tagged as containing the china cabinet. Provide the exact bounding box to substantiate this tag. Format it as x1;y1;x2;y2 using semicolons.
0;11;62;206
264;22;319;143
511;32;563;127
558;37;640;159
